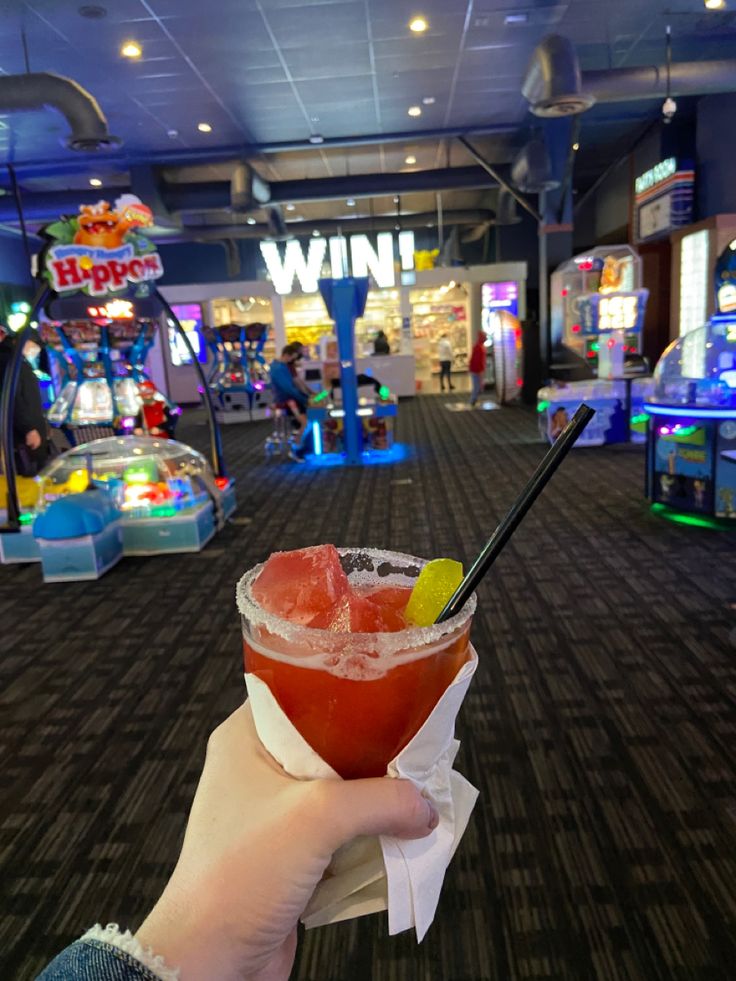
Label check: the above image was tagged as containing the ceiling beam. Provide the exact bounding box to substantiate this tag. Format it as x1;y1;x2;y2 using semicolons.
0;167;498;223
3;124;518;179
152;210;495;243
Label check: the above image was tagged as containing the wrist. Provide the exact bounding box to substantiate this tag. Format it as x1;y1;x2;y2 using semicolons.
135;879;239;981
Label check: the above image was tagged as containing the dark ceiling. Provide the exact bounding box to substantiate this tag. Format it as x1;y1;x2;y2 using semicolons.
0;0;735;237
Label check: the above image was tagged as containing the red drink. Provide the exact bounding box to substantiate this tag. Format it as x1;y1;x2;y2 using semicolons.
238;548;475;780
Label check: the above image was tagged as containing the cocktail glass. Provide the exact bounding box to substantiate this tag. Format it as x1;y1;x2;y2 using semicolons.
237;547;476;780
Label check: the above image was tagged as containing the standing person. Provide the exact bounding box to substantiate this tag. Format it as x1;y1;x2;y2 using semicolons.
0;322;50;476
286;340;313;399
373;329;390;355
437;333;454;392
468;330;487;407
269;344;311;463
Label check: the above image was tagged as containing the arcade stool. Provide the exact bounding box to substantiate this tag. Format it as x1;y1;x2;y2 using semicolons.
265;401;298;459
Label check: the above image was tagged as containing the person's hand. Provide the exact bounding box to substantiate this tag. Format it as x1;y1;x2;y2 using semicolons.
25;429;42;450
135;702;438;981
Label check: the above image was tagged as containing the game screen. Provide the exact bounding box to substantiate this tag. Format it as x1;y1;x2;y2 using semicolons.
169;303;206;366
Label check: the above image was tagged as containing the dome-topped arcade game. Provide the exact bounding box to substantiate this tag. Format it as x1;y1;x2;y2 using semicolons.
644;241;736;521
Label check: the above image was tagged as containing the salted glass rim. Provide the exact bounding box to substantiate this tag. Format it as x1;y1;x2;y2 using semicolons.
236;546;476;651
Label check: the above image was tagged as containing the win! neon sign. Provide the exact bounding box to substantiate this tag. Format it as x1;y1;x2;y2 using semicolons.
261;231;416;294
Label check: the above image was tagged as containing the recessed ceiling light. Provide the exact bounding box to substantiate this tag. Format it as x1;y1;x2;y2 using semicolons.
309;133;325;144
405;155;417;165
286;203;296;211
197;122;212;133
572;142;580;151
346;198;356;206
408;105;422;117
705;0;725;8
89;177;102;187
409;16;428;33
421;96;435;106
120;40;142;59
312;229;321;237
246;217;257;225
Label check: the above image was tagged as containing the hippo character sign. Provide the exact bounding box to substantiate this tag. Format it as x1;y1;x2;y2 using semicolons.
40;195;164;296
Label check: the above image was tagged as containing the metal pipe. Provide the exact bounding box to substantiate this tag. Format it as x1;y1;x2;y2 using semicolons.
458;137;542;223
0;72;118;151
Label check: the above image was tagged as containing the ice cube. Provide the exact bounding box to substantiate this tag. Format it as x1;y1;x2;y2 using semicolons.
252;544;350;625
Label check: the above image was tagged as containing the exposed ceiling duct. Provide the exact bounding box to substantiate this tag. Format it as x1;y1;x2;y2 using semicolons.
524;33;736;117
510;140;559;193
0;72;118;151
522;35;594;118
495;189;522;226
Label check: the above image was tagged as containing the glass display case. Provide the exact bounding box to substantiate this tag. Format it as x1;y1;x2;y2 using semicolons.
38;436;226;521
651;317;736;409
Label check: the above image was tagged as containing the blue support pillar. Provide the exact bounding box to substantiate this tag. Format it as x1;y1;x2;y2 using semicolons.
318;277;369;466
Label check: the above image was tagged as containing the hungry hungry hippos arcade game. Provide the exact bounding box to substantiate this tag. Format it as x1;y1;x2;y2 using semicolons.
0;196;234;576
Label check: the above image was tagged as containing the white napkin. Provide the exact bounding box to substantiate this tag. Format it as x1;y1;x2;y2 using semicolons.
244;647;478;942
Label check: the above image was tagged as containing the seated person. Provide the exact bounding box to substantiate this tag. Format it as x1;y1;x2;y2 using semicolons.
269;344;311;462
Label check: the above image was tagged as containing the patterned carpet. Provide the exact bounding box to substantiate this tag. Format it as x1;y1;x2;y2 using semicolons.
2;396;736;980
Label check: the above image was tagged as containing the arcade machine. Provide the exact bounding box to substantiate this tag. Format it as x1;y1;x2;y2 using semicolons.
644;240;736;523
204;322;270;422
41;296;179;443
307;278;398;464
538;246;652;446
481;281;523;404
0;195;236;574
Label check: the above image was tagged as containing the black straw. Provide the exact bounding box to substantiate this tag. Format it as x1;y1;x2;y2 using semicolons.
436;403;595;623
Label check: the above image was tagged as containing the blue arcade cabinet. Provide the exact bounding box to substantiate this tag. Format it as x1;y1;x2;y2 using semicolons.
644;241;736;522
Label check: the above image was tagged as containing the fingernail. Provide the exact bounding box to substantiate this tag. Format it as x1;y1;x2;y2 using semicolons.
427;802;440;830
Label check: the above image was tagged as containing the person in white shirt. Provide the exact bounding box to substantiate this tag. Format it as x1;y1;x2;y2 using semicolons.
437;333;454;392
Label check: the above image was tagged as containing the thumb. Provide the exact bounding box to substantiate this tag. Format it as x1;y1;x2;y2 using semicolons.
323;777;439;849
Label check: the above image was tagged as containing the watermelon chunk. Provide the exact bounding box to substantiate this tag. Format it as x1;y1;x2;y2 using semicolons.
252;544;349;625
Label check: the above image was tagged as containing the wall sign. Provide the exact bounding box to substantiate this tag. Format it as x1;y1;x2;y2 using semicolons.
39;195;164;296
635;158;677;195
261;230;416;295
634;160;694;244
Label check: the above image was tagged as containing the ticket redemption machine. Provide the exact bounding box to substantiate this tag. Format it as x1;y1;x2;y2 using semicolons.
644;241;736;522
307;278;398;464
538;246;651;446
0;195;234;574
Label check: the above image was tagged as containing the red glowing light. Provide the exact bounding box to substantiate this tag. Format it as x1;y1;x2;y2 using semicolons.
586;351;596;359
514;328;522;338
578;260;594;271
571;324;581;333
561;289;568;297
516;378;523;387
215;477;229;490
607;339;615;349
